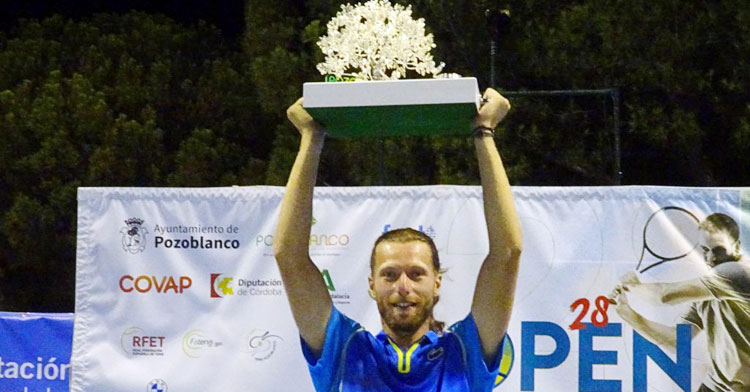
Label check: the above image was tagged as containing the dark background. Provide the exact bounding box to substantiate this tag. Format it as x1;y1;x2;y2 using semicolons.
1;0;749;311
1;0;246;39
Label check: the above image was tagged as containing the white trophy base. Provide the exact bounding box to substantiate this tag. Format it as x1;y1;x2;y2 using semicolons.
303;77;481;138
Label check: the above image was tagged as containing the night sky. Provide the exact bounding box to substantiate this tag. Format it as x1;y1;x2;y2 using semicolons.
0;0;247;40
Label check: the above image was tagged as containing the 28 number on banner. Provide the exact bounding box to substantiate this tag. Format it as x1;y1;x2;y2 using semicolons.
569;296;610;330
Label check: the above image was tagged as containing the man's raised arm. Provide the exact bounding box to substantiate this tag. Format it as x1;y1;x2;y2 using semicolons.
470;89;523;363
273;98;332;354
608;285;698;352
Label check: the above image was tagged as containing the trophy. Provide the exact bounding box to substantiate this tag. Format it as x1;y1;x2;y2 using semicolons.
303;0;482;138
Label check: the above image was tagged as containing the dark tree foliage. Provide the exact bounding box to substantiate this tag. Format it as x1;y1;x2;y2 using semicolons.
248;0;750;186
505;0;750;185
0;12;270;311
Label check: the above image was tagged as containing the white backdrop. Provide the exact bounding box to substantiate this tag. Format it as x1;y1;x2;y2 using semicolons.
72;186;750;391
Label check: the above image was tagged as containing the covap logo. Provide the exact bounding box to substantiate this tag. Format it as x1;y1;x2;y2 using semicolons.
121;217;148;254
210;273;234;298
119;275;192;294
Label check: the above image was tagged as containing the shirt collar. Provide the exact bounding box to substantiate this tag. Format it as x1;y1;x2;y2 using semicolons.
376;330;439;346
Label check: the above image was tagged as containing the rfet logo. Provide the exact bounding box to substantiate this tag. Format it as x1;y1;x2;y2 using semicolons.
210;273;234;298
121;218;148;254
121;327;165;356
119;275;192;294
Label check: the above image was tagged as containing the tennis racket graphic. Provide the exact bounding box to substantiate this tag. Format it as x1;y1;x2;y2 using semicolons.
636;206;701;273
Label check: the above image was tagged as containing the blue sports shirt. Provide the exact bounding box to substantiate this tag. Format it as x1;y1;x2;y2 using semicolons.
301;307;504;392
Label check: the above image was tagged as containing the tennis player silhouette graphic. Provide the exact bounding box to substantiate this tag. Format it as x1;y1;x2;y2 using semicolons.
610;212;750;392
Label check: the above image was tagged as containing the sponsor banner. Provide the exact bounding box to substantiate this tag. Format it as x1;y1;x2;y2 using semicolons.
0;312;73;392
73;186;750;391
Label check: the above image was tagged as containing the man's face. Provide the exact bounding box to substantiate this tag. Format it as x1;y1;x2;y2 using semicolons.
699;229;739;267
369;241;441;336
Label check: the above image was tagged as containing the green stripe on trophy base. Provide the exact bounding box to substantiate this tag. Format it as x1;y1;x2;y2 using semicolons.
307;103;476;138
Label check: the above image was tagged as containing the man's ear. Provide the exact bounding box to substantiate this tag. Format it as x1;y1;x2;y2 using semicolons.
434;273;442;297
368;276;376;300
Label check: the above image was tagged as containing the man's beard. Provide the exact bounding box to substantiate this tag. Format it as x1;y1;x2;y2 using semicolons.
377;297;435;335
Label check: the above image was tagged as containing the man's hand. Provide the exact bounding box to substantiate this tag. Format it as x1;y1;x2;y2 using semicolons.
619;271;641;287
473;88;511;129
608;284;630;307
287;98;324;137
609;272;638;308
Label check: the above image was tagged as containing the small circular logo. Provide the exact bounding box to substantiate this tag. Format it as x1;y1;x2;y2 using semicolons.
494;336;515;388
147;379;167;392
243;329;283;361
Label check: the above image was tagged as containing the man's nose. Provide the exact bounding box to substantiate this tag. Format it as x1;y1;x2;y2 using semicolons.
396;273;411;295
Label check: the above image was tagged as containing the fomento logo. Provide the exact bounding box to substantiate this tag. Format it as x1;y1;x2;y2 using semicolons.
121;327;165;357
182;330;223;358
209;274;283;297
121;217;148;254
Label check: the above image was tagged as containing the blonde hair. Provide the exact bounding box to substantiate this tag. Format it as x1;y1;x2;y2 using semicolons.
370;227;445;332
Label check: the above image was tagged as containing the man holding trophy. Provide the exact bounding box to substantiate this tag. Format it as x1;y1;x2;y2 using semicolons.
273;87;521;392
273;1;521;390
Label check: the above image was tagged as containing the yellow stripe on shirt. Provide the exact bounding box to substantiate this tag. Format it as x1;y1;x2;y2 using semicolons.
387;338;420;373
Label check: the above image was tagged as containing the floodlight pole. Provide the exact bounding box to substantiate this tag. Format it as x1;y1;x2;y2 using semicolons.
611;89;622;184
486;9;508;88
490;40;497;88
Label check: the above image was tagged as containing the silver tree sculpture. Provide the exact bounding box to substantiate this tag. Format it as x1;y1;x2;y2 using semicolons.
316;0;445;81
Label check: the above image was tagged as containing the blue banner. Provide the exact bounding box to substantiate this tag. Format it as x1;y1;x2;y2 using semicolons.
0;312;73;392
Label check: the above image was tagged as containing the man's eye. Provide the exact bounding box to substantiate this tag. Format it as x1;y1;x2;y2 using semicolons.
701;246;710;253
